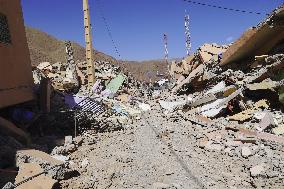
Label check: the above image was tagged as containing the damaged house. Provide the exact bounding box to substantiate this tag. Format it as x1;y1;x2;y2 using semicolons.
1;1;284;188
0;0;34;108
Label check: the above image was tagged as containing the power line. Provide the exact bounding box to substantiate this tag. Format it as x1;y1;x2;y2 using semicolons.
142;114;207;189
96;0;122;60
182;0;269;16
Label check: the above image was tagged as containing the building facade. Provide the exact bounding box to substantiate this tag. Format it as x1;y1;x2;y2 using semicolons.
0;0;34;108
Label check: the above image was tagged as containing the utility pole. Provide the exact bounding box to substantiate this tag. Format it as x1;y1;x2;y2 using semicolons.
83;0;95;91
184;11;191;56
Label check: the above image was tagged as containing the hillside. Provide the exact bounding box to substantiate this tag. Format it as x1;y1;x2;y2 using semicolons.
25;27;116;66
25;27;168;81
121;60;168;82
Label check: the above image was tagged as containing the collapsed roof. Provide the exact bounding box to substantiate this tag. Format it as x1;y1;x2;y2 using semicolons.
221;5;284;66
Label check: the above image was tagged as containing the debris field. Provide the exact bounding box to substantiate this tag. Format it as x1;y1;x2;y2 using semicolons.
1;3;284;189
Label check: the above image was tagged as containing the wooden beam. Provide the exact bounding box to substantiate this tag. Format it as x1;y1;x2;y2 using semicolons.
39;78;51;113
0;116;30;144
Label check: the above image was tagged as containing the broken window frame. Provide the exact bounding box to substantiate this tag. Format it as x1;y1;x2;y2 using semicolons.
0;12;12;44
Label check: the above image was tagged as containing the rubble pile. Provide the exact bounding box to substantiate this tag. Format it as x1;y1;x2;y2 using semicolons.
164;5;284;142
32;48;151;135
2;4;284;189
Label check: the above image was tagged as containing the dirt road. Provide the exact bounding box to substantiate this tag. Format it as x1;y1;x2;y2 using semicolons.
60;100;284;189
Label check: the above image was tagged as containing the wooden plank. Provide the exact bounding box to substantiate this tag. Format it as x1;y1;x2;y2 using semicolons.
226;125;284;144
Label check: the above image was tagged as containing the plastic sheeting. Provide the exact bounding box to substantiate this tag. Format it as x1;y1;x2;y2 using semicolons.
106;74;125;94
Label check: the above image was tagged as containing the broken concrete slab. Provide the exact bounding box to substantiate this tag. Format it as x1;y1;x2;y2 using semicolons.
199;98;226;118
172;64;205;93
190;93;217;107
194;88;243;118
257;112;276;131
221;6;284;66
205;81;226;95
247;80;277;91
243;58;284;84
15;163;57;189
16;149;70;180
159;99;188;112
272;124;284;135
198;43;228;63
217;88;243;109
228;100;269;121
226;125;284;144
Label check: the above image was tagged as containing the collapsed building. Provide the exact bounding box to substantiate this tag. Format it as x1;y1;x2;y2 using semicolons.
166;5;284;141
1;1;284;188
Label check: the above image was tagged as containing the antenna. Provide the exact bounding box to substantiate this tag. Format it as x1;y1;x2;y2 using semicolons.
163;33;169;63
184;10;191;56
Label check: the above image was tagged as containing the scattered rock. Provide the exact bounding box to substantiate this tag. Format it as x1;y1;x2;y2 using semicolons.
81;158;90;170
64;144;77;153
250;163;267;177
52;154;70;162
64;136;73;146
241;146;252;158
204;141;224;151
73;136;84;146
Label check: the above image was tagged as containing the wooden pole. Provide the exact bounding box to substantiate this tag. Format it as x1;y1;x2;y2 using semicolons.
83;0;95;90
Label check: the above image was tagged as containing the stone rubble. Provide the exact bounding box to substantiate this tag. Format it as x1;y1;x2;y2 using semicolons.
1;5;284;189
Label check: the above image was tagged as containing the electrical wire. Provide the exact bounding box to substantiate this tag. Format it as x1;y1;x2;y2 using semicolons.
182;0;269;16
96;0;122;60
142;114;207;189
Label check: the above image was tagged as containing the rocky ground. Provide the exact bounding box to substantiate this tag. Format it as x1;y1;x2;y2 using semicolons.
56;99;284;189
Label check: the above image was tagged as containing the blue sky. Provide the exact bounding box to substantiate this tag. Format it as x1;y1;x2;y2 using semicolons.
21;0;283;61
